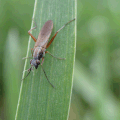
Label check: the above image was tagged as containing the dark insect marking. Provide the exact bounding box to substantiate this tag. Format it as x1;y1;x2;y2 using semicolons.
38;52;43;60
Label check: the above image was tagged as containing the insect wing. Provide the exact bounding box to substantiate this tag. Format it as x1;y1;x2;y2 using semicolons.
34;20;53;48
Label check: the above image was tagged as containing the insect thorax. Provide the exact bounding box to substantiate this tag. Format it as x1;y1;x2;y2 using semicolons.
33;47;45;60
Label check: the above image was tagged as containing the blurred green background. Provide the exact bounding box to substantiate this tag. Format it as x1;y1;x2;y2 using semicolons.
0;0;120;120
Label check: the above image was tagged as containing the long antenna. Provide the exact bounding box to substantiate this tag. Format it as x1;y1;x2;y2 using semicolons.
41;65;54;88
22;67;32;80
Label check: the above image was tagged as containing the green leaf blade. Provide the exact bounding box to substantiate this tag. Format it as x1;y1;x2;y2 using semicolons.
15;0;76;119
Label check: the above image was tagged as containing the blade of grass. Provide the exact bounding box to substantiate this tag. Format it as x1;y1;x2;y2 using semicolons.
4;28;21;120
74;60;120;119
15;0;76;120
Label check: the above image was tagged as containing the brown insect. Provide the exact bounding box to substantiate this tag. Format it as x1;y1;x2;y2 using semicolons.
22;18;75;87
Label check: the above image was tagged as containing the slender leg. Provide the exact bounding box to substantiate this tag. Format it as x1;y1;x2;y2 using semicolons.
28;20;37;42
46;18;75;49
22;56;32;60
22;48;34;59
40;57;54;87
31;48;34;56
45;51;65;60
41;57;44;65
41;64;54;88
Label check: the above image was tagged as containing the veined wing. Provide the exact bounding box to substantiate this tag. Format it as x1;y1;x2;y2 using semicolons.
34;20;53;48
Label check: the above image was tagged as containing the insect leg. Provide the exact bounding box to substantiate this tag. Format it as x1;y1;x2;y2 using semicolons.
46;18;75;49
31;48;34;56
41;64;54;88
22;56;32;60
22;48;34;59
28;20;37;42
45;51;65;60
41;57;44;65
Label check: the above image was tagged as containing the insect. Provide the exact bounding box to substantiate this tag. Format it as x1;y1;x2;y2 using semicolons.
22;18;75;87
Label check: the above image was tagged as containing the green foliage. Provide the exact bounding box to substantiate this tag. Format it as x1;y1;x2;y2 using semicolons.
15;0;75;120
70;0;120;119
1;0;120;120
4;29;21;120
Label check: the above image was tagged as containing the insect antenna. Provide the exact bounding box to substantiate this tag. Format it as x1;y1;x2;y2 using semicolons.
41;65;54;88
22;67;32;80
